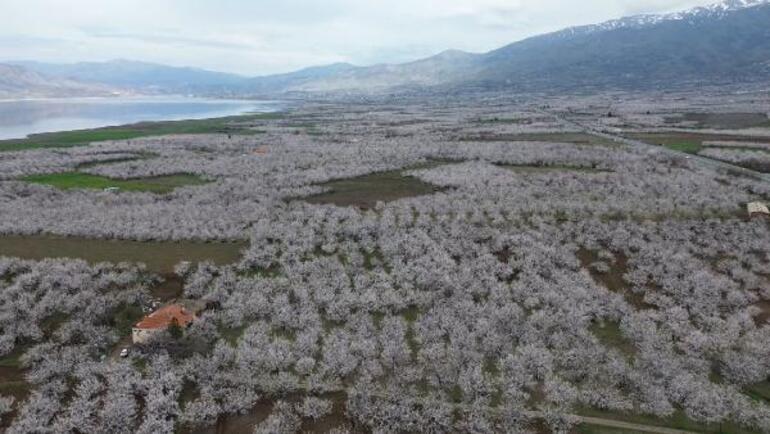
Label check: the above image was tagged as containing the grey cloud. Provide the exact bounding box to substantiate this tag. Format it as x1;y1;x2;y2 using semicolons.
80;28;255;50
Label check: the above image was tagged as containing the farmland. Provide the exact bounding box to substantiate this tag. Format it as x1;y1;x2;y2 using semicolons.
0;91;769;433
22;172;209;194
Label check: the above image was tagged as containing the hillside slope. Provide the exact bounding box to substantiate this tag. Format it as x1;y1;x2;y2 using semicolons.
0;64;117;98
261;0;770;93
13;60;247;94
477;0;770;89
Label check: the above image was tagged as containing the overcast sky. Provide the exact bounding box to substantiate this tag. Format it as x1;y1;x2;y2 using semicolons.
1;0;719;76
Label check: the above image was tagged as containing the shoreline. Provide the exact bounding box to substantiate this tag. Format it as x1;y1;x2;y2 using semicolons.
0;108;284;152
0;98;283;144
0;94;280;103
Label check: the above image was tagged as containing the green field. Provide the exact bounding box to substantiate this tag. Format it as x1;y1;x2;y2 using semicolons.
498;164;611;173
589;321;636;358
303;161;452;209
575;424;649;434
0;346;31;417
745;380;770;403
22;172;209;194
0;235;246;275
665;112;770;130
304;171;440;209
628;132;770;155
458;132;618;147
0;112;283;152
666;142;704;154
576;407;757;434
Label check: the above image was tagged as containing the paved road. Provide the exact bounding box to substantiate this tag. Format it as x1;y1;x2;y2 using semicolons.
547;110;770;184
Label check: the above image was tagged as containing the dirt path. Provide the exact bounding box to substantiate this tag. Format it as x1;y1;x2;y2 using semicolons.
575;415;698;434
108;336;133;362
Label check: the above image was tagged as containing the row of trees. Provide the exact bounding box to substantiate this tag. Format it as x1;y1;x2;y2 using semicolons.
1;119;766;241
699;148;770;173
704;141;770;152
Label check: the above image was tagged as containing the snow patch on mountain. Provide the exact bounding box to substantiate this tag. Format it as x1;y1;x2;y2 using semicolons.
549;0;770;39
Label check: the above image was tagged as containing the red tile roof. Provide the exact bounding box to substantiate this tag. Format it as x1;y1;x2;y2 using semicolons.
134;305;195;330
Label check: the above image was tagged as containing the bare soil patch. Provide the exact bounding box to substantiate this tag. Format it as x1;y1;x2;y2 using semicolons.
0;235;245;275
664;112;770;130
303;162;453;209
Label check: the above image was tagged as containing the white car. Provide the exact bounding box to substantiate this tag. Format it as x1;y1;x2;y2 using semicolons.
120;348;129;358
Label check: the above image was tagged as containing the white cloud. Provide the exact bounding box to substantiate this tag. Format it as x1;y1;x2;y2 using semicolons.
0;0;719;75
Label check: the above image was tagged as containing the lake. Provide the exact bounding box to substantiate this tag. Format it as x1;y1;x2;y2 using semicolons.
0;97;278;140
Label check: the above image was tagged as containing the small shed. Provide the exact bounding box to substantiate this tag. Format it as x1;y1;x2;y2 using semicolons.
132;304;196;344
747;201;770;218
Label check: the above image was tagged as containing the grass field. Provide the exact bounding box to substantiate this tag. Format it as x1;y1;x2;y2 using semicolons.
745;380;770;403
667;142;704;154
458;132;618;147
303;161;451;209
576;407;756;434
627;132;770;155
498;164;611;173
0;112;283;152
0;346;30;425
589;321;636;358
76;153;157;169
474;117;553;125
665;113;770;130
22;172;208;194
0;235;246;275
304;171;440;209
575;424;649;434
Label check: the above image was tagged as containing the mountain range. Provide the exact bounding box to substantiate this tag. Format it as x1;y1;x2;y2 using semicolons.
3;0;770;97
0;64;118;99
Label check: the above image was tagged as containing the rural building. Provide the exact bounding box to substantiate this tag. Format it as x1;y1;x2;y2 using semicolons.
132;304;196;344
747;201;770;218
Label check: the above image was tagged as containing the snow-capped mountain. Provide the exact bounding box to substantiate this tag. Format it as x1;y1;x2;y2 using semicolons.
549;0;770;40
467;0;770;90
258;0;770;93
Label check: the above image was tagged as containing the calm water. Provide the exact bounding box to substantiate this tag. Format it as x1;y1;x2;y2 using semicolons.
0;97;278;140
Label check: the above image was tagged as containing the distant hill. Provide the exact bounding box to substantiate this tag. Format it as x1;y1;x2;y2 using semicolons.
269;0;770;93
242;63;360;93
473;0;770;90
5;0;770;97
282;50;480;92
12;59;248;94
0;64;117;99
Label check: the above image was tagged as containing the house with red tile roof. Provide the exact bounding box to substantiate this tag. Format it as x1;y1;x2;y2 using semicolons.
132;304;196;344
748;201;770;219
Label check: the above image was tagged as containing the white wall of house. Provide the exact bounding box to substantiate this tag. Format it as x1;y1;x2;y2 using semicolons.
132;327;163;344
